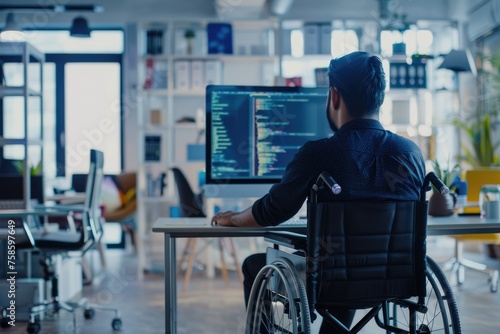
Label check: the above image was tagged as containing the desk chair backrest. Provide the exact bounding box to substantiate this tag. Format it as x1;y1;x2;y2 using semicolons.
171;167;205;218
307;192;428;309
86;149;105;244
33;149;104;253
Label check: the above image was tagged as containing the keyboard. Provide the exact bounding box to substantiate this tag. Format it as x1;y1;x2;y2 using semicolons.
0;199;38;210
280;218;307;227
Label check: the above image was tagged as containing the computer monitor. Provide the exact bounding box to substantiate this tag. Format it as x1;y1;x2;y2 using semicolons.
0;175;45;203
205;85;331;198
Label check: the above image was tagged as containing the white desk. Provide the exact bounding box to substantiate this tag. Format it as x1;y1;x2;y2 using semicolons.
152;215;500;334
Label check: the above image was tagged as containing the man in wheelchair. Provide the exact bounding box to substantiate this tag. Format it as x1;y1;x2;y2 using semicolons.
212;52;459;333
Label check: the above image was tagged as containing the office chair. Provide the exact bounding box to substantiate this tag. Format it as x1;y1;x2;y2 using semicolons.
6;150;122;334
171;167;243;290
246;172;461;334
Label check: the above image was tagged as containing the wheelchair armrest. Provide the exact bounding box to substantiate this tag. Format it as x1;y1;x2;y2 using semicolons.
264;231;307;251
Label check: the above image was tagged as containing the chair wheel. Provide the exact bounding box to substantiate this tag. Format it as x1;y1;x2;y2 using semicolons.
1;317;10;328
84;308;95;320
112;318;122;330
491;284;498;293
27;322;41;334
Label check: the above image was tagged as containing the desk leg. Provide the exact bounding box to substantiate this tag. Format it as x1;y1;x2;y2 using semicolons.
164;233;177;334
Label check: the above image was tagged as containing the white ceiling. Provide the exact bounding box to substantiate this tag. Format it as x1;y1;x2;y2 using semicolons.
0;0;459;29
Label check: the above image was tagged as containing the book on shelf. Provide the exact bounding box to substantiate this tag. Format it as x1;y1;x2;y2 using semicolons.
144;135;161;161
144;58;167;89
146;29;164;55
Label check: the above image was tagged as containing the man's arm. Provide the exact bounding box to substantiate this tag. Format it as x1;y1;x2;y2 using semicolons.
212;207;261;227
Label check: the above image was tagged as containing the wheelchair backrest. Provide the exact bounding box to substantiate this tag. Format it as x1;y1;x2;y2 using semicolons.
306;200;428;308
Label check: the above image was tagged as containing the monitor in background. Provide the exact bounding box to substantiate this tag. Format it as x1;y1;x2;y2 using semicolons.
205;85;331;198
0;175;45;204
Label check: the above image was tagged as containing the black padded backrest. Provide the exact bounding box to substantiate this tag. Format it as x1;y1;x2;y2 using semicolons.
171;167;205;218
307;200;428;308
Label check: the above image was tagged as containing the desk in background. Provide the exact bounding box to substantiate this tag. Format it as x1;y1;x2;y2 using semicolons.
152;215;500;334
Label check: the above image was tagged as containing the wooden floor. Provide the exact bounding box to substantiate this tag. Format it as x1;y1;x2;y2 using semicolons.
3;237;500;334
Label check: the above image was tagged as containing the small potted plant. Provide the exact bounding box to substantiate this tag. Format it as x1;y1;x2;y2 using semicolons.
184;28;195;55
429;159;461;216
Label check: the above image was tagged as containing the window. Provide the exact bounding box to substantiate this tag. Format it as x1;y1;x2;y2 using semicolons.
0;30;123;178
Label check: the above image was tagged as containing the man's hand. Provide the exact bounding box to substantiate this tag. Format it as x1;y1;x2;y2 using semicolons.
212;211;236;226
211;207;261;228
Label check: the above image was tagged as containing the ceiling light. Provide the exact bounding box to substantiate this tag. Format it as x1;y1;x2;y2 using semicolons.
70;16;91;38
0;13;25;41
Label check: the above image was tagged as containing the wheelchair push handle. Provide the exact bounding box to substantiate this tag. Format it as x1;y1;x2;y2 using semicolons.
421;171;449;201
317;171;342;195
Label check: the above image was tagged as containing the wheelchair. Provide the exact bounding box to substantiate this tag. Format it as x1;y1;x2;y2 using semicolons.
246;172;461;334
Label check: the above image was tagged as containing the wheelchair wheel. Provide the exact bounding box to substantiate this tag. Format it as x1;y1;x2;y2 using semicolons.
246;257;311;334
385;256;461;333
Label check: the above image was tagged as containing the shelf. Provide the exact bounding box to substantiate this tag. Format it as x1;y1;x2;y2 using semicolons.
0;86;42;97
141;88;169;95
282;54;333;62
0;42;44;61
171;54;277;62
172;89;205;96
140;196;174;203
0;138;43;146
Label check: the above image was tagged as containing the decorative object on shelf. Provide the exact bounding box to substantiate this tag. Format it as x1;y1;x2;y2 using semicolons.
150;108;162;125
285;77;302;87
207;22;233;54
389;59;427;89
184;28;195;55
429;159;460;217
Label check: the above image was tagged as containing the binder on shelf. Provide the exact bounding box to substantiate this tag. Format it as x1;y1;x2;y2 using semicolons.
152;60;167;89
303;24;320;55
144;135;161;161
190;60;205;90
319;24;332;55
314;67;329;87
207;23;233;54
205;60;222;85
174;60;191;90
281;29;292;55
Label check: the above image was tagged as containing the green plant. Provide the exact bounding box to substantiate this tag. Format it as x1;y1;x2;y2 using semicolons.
453;114;500;167
184;29;195;39
11;160;42;176
431;159;461;188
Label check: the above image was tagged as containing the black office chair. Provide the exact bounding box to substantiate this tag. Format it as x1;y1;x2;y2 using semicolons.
1;150;122;333
246;172;461;334
171;167;243;290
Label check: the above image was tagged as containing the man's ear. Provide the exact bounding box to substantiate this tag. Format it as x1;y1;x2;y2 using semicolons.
330;87;340;110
